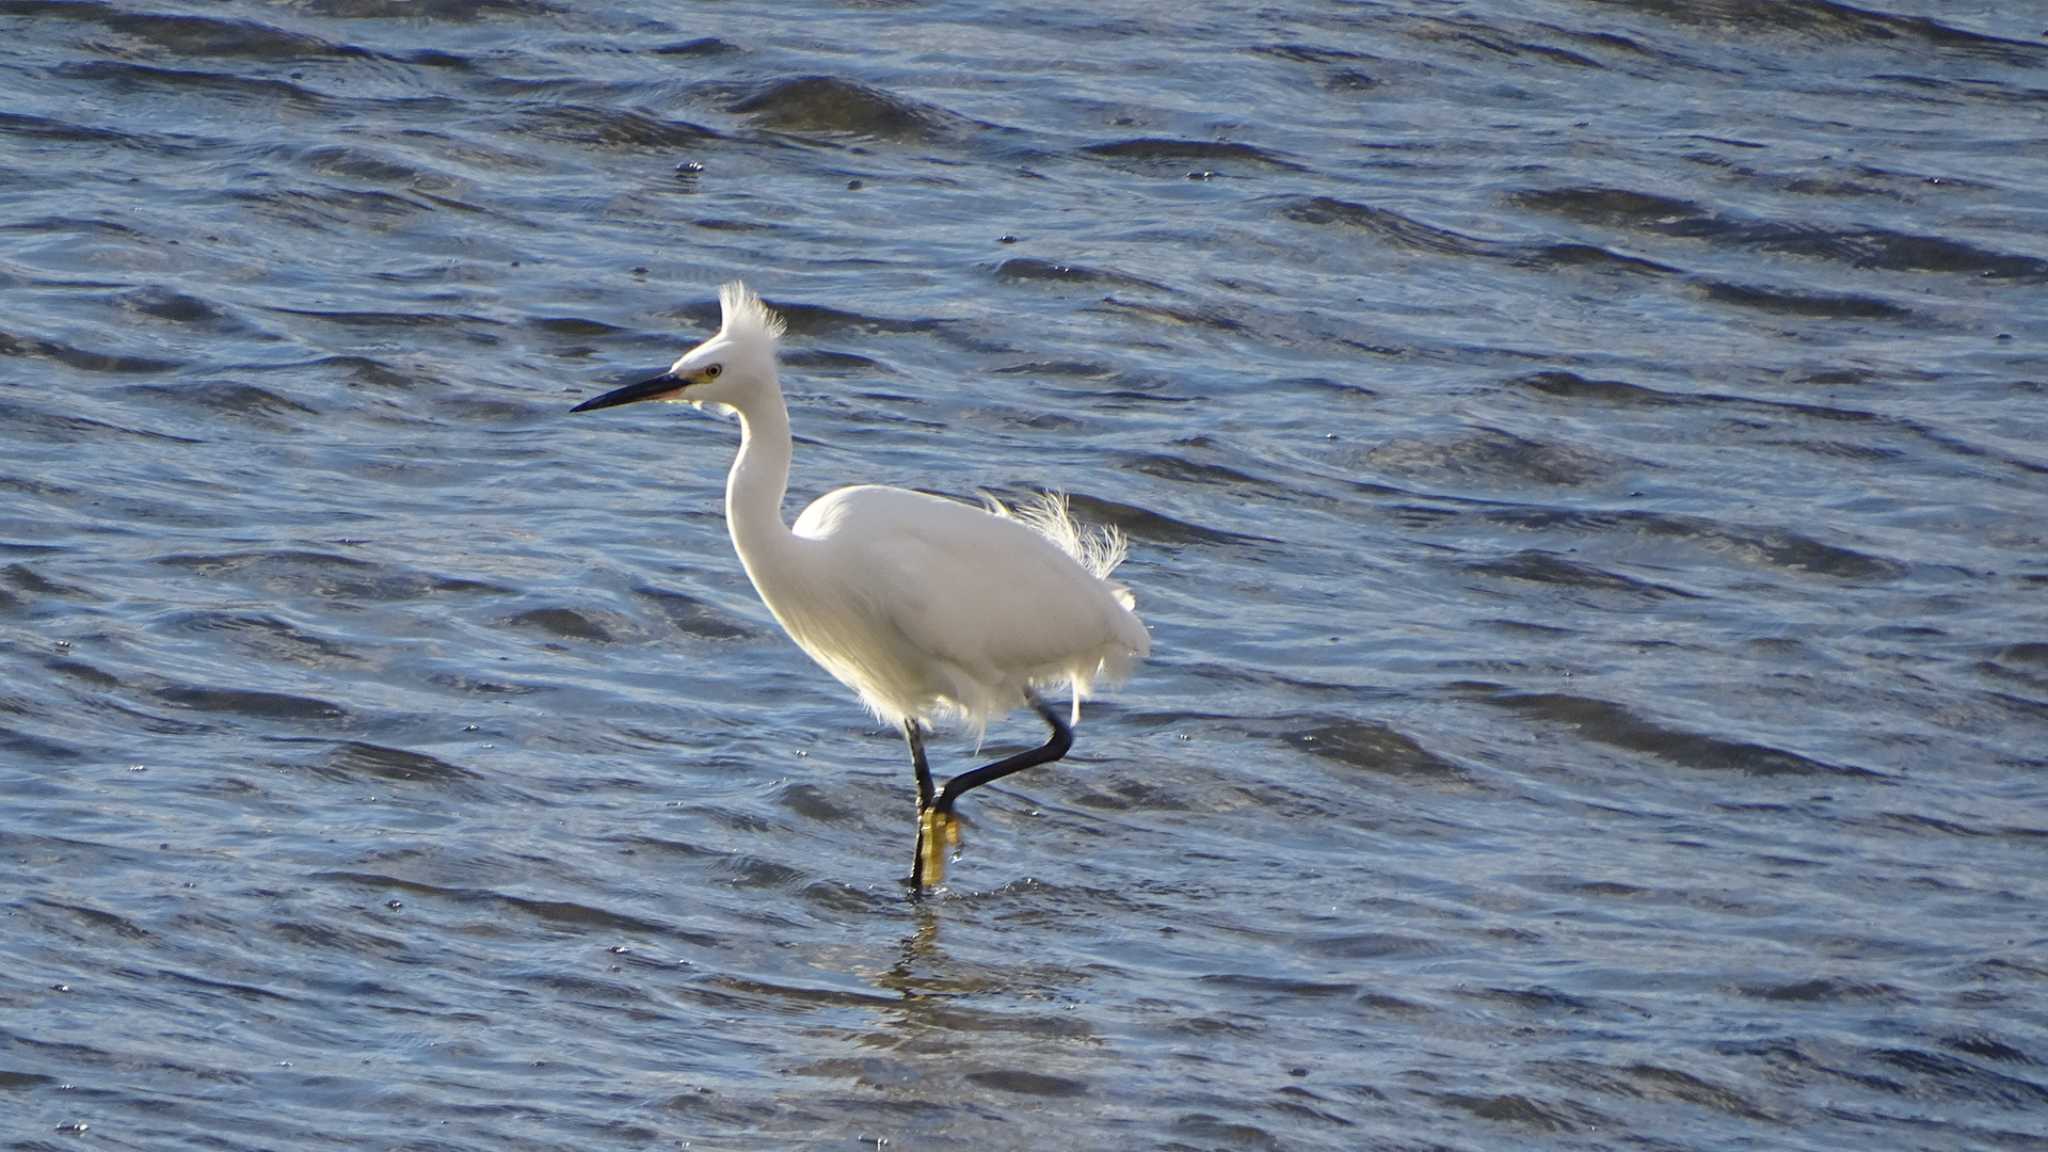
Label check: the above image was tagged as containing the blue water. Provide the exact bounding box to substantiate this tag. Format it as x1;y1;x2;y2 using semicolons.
3;2;2046;1149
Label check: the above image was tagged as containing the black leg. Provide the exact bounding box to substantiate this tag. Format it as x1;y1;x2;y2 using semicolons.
906;721;935;889
934;694;1072;815
907;721;934;810
907;694;1075;891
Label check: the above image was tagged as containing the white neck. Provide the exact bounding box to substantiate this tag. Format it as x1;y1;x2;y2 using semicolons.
724;376;799;589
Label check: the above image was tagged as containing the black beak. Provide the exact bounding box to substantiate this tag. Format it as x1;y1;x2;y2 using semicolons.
570;372;683;413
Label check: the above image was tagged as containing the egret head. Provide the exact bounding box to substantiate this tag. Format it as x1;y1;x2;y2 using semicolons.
571;281;784;414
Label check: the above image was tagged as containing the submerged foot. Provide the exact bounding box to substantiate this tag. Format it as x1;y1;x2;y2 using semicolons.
914;805;964;889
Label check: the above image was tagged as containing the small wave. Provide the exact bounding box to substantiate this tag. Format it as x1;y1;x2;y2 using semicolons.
312;869;702;940
753;298;938;338
1488;691;1873;776
992;359;1116;379
60;59;321;107
156;609;361;666
1251;43;1374;65
504;606;617;643
0;724;84;761
775;781;853;824
1291;196;1708;279
0;328;183;374
156;548;510;601
48;658;120;689
153;683;349;721
113;285;245;330
1743;224;2048;281
652;37;741;58
1868;1046;2048;1106
1599;0;2048;65
1508;184;1701;228
1465;550;1703;599
26;897;153;941
964;1069;1089;1097
1516;242;1679;275
0;405;195;451
1510;184;2048;281
0;109;142;146
1063;492;1260;546
1300;931;1439;959
1083;137;1306;172
994;257;1165;291
1128;453;1285;494
1946;1033;2039;1067
1196;972;1362;998
1513;370;1675;405
127;381;318;423
1480;505;1904;581
1620;1062;1772;1120
296;0;559;22
1367;427;1621;488
294;143;444;186
265;304;497;328
1740;977;1905;1003
317;741;480;784
727;75;970;141
1169;1115;1290;1149
1465;984;1599;1012
422;670;545;697
1283;196;1499;258
1700;278;1914;319
236;184;434;232
229;354;414;390
699;974;903;1012
1288;718;1465;780
711;853;810;890
1411;15;1606;70
782;348;888;374
37;6;362;61
632;586;755;641
526;315;627;337
1094;296;1245;333
509;103;721;151
1433;1092;1593;1132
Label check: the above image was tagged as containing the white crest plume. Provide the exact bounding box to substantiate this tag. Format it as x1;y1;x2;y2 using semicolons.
719;280;786;340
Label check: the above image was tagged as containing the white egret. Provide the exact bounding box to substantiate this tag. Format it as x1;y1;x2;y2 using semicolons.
571;282;1149;889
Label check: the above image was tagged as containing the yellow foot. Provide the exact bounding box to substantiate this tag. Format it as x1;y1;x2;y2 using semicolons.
917;806;963;887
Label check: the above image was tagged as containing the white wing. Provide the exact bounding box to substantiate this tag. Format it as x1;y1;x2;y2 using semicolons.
793;486;1147;729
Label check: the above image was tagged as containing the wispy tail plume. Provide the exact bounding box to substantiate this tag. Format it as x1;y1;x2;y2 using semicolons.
986;490;1134;606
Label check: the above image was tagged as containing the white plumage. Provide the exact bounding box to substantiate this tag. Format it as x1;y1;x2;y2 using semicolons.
572;282;1149;888
785;486;1147;736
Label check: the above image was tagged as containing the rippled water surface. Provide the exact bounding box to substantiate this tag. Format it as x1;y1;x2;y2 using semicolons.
5;1;2047;1148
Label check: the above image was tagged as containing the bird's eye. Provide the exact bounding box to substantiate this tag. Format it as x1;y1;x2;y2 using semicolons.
704;364;723;379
